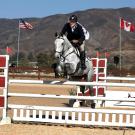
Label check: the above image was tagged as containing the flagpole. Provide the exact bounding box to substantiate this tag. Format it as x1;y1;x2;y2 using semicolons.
119;18;122;76
17;19;20;67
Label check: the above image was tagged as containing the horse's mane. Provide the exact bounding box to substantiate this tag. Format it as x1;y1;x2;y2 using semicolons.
62;35;73;48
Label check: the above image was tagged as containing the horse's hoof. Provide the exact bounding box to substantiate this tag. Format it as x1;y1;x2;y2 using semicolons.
69;99;76;107
73;101;80;108
91;103;96;109
80;100;85;106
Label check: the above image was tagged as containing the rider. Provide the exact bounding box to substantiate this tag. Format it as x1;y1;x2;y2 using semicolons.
60;15;86;70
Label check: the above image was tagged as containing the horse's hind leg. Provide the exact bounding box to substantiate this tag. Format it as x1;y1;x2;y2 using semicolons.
80;86;86;106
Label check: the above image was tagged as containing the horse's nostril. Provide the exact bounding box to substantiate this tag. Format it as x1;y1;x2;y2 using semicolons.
57;56;60;59
55;53;59;59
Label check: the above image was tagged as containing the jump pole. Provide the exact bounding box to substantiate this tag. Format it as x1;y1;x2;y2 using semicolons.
7;93;135;102
99;76;135;81
9;79;135;87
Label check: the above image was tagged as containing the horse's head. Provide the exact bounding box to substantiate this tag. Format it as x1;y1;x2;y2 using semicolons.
54;33;82;76
54;33;65;59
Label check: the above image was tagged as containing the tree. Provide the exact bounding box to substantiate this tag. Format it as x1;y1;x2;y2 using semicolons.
10;52;30;66
27;52;35;61
19;58;30;66
36;53;48;67
36;51;55;67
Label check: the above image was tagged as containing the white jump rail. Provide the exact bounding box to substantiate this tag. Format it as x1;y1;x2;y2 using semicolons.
64;81;135;87
9;79;44;84
9;79;135;87
8;104;135;127
8;93;135;102
99;76;135;81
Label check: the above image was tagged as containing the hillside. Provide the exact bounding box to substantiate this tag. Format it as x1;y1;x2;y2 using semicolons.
0;7;135;69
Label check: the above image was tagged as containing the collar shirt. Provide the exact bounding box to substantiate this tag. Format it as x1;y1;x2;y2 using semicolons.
61;22;85;43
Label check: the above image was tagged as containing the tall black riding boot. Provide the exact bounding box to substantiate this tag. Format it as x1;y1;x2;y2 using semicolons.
80;51;86;70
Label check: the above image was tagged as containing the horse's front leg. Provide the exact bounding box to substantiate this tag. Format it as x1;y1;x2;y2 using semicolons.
55;64;63;77
63;64;68;78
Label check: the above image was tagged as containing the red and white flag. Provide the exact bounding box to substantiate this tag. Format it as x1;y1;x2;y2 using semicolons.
6;46;12;54
19;19;33;30
120;18;135;32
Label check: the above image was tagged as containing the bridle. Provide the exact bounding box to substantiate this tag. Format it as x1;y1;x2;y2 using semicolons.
55;37;76;60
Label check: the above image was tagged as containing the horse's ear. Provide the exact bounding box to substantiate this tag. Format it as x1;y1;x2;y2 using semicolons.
60;33;63;37
55;32;58;37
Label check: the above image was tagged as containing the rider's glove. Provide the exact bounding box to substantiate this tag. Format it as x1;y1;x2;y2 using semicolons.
78;42;82;46
78;39;84;46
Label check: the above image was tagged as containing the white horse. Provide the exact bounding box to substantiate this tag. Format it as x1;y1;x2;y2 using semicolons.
54;34;96;108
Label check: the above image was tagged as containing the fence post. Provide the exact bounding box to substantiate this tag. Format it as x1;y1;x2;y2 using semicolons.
0;55;11;125
38;67;41;80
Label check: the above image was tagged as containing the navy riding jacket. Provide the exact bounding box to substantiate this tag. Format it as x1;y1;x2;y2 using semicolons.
61;22;85;44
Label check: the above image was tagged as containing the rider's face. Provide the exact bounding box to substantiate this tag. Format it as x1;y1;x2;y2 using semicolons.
69;21;76;28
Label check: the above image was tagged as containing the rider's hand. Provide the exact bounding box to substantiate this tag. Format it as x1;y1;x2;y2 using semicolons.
78;42;82;46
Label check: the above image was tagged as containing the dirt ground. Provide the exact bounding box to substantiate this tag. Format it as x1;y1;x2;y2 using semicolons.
0;124;135;135
0;83;135;135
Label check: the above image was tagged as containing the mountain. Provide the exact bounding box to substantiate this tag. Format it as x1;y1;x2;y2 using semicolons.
0;7;135;69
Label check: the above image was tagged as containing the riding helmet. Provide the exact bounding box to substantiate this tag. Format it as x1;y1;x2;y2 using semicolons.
69;15;78;22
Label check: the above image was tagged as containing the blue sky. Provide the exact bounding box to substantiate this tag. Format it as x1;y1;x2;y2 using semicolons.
0;0;135;19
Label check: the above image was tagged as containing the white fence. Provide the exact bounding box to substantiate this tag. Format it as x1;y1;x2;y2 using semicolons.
1;55;135;128
7;82;135;127
8;104;135;127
